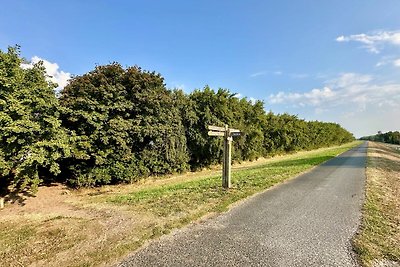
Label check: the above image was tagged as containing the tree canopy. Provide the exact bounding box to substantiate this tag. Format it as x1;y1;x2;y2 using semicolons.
0;46;355;194
59;63;188;186
0;46;70;194
360;131;400;145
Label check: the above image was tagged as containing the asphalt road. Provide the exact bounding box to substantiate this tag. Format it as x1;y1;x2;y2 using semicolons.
117;143;367;267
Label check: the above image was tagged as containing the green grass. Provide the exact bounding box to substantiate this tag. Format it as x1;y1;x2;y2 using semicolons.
109;142;361;221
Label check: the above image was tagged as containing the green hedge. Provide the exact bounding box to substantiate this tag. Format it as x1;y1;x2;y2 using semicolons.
0;47;355;193
360;131;400;145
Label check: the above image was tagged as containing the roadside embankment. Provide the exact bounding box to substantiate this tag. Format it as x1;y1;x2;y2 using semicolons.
353;142;400;267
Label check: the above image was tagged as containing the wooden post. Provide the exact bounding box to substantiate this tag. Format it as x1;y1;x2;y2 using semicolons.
0;197;4;209
222;125;232;188
208;124;240;189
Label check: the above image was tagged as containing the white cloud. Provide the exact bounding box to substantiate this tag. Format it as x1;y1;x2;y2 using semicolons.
250;70;283;77
290;73;309;79
249;97;257;104
335;36;346;42
250;71;268;77
336;30;400;53
21;56;71;91
376;59;390;67
268;73;400;137
269;87;335;106
326;73;372;88
250;70;311;79
375;57;400;68
268;73;400;112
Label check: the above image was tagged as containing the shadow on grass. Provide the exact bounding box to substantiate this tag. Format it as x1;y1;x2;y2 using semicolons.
369;156;400;172
248;155;366;170
2;189;36;206
1;180;59;206
370;144;400;156
267;156;333;168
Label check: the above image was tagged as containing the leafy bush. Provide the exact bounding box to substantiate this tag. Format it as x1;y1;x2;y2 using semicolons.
360;131;400;145
0;46;355;191
0;46;70;194
59;63;189;186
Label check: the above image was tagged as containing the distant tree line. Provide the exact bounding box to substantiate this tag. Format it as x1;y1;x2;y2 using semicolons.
360;131;400;145
0;47;354;194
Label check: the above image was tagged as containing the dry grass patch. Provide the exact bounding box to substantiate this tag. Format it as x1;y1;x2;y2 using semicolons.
353;142;400;267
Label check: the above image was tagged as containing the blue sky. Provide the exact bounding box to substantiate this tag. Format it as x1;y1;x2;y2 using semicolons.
1;1;400;137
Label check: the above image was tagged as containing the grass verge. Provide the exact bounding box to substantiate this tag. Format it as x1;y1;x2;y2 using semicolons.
353;142;400;267
1;141;361;267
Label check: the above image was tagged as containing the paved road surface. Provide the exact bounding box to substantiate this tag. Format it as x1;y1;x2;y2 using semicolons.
117;143;367;267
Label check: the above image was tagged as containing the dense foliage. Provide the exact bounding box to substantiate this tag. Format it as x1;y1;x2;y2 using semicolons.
360;131;400;145
0;47;70;194
0;46;355;194
178;89;354;168
59;63;188;186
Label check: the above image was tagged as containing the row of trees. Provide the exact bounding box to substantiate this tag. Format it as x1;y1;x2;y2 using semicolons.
360;131;400;145
0;47;354;194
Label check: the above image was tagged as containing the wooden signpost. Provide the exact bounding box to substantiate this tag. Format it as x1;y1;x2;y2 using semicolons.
208;125;241;188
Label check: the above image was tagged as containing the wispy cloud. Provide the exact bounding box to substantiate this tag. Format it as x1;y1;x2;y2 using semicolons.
250;71;268;77
250;71;313;80
269;87;335;106
393;58;400;67
375;57;400;68
336;30;400;53
290;73;309;79
21;56;71;92
325;73;372;88
250;70;283;78
268;73;400;113
268;73;400;137
376;58;391;67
